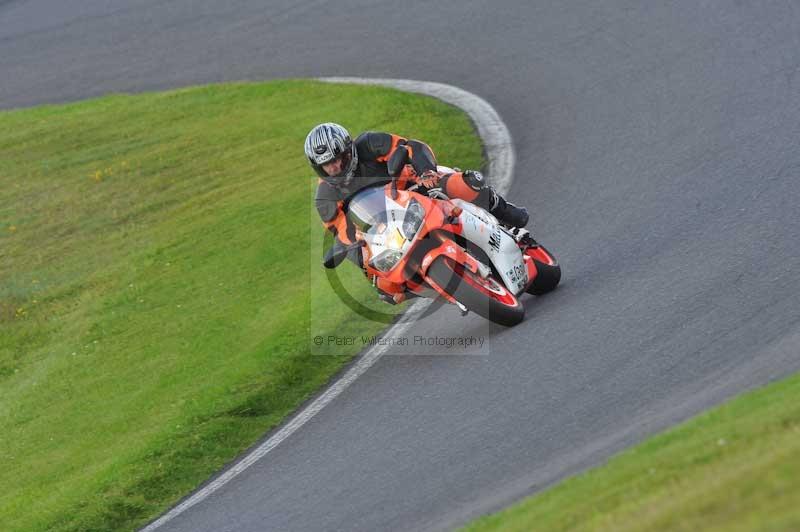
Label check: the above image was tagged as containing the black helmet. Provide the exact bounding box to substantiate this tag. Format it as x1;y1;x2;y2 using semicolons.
304;123;358;186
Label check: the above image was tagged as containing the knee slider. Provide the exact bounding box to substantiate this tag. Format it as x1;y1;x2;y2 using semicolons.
462;170;487;191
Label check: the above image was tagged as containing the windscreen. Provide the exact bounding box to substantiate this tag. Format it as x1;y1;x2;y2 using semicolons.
345;185;389;233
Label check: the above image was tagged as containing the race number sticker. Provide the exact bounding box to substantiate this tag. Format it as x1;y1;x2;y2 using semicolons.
506;262;528;291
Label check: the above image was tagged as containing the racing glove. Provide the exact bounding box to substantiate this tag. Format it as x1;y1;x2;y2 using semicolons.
414;169;443;189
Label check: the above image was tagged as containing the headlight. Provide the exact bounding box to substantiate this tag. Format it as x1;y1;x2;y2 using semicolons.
401;199;426;240
370;249;404;272
385;227;406;251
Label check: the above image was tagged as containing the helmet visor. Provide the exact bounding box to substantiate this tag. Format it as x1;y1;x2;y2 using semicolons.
321;149;352;177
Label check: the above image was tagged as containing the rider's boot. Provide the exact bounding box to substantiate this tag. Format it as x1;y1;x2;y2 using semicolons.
490;193;529;228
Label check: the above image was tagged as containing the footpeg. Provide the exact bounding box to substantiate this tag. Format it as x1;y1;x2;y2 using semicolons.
511;227;538;247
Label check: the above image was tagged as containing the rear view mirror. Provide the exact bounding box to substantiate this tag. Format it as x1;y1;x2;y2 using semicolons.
323;240;365;269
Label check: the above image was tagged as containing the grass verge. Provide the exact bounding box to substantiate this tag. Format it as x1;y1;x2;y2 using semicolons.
0;80;482;531
462;371;800;532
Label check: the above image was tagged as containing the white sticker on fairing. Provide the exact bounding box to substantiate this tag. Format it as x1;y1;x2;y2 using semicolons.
505;262;528;292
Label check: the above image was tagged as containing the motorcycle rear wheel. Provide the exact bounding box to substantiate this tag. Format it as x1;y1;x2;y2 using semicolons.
524;245;561;295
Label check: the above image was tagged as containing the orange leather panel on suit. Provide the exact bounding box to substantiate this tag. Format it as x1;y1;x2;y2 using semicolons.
444;171;480;201
323;201;354;244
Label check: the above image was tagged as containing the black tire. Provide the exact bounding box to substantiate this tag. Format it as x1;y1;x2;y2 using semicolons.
427;256;525;327
526;245;561;295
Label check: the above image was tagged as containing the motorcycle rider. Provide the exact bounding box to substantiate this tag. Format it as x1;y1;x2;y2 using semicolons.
306;122;529;303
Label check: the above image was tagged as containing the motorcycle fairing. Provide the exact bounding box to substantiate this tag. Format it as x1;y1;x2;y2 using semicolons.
450;199;529;294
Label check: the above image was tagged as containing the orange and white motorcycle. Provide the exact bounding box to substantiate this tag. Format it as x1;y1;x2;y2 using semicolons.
325;163;560;327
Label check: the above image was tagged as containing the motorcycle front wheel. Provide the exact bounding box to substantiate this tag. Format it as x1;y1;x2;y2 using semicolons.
427;256;525;327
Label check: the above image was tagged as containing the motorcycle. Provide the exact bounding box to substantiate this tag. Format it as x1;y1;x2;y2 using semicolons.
324;153;560;327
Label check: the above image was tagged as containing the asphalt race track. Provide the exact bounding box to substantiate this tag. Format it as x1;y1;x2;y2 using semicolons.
3;1;800;531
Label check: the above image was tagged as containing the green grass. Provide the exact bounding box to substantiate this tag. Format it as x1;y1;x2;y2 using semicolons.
0;80;483;532
462;372;800;532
